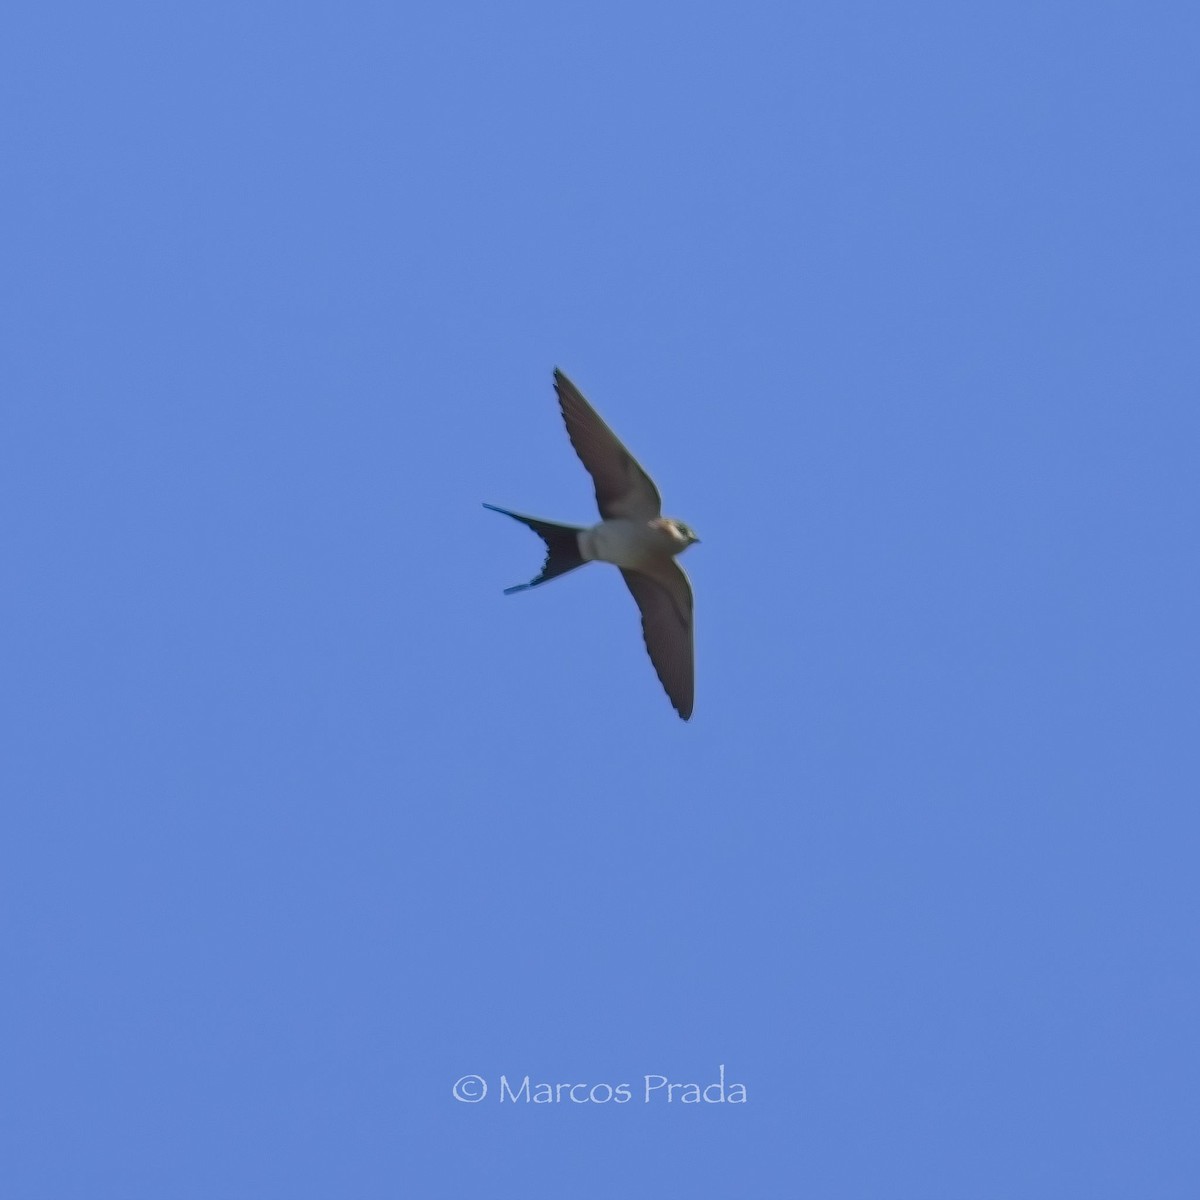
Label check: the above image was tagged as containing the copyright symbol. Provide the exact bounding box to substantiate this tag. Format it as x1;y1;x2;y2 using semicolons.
453;1074;487;1103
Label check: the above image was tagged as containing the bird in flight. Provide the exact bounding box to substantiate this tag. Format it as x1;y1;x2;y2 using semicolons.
485;369;700;720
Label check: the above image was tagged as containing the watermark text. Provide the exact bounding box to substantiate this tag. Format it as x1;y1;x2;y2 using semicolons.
452;1064;746;1105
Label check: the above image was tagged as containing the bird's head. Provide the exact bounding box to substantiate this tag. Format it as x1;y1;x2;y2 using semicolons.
664;518;701;551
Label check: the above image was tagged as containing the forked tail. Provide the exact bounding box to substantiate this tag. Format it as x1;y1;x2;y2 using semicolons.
483;504;588;593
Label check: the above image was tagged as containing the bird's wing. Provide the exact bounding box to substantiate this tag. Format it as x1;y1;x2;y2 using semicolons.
620;560;694;720
554;369;662;520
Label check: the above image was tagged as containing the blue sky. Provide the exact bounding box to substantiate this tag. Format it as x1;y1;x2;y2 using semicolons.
3;3;1198;1196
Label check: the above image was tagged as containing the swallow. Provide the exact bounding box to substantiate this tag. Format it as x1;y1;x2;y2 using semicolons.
485;369;700;720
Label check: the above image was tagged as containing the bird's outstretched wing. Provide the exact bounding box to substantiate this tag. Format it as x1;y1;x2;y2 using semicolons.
620;560;694;720
554;369;662;520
